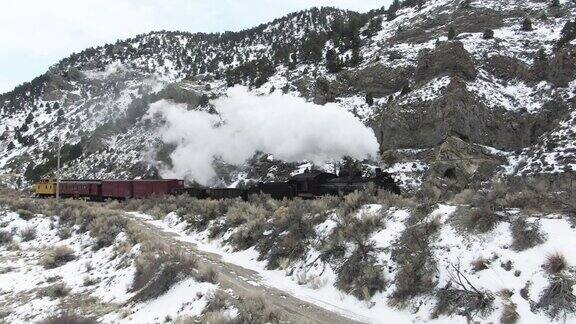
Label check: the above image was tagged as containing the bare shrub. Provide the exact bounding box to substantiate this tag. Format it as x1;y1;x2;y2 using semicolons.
40;245;75;269
227;202;270;251
82;276;99;286
19;226;36;242
510;217;546;251
433;286;494;319
130;248;197;302
451;189;476;205
88;214;127;249
0;231;13;245
389;205;440;306
520;281;531;300
453;205;501;233
376;190;416;209
536;276;576;319
335;246;386;300
39;283;71;299
37;312;96;324
500;301;519;324
17;209;34;220
179;198;231;232
236;294;283;324
58;226;72;240
544;253;567;274
340;189;376;216
194;266;218;284
432;263;493;320
260;199;318;270
204;290;229;313
471;257;490;272
202;311;230;324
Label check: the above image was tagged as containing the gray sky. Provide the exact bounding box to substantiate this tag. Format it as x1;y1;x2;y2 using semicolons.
0;0;391;94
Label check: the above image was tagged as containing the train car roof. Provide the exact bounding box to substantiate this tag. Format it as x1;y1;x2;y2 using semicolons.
291;170;337;181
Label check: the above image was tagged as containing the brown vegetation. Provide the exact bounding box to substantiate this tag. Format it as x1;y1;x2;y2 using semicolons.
40;245;75;269
510;217;546;251
544;253;567;275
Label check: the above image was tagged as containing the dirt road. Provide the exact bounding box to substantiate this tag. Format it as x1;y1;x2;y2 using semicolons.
126;215;367;324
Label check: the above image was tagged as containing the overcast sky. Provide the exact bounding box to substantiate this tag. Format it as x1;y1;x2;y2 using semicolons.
0;0;392;94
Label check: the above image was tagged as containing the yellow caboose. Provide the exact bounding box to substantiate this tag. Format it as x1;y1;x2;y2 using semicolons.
34;179;57;197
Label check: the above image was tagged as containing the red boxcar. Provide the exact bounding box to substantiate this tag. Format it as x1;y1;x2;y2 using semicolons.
101;180;133;200
132;180;185;199
59;181;101;199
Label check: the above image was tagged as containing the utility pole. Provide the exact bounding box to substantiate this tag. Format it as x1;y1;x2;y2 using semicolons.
56;135;62;200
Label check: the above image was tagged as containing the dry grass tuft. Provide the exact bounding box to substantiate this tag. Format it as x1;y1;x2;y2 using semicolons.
130;247;198;302
0;231;13;245
544;253;567;275
500;301;519;324
194;266;218;284
17;209;35;221
236;294;283;324
40;245;75;269
37;312;96;324
58;226;72;240
471;257;490;272
19;226;37;242
204;290;230;313
39;283;71;299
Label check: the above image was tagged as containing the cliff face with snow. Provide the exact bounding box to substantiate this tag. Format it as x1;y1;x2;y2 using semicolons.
0;0;575;187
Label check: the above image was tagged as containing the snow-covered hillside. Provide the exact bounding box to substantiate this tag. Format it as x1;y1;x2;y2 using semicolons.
0;0;575;189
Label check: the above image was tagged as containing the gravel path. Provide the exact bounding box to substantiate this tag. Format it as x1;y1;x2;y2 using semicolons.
126;215;367;324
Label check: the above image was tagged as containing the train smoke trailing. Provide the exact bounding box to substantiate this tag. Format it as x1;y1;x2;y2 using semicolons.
148;86;379;185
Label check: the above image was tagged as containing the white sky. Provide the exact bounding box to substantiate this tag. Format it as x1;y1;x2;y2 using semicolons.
0;0;392;94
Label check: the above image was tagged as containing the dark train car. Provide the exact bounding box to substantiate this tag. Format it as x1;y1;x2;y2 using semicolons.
101;180;133;200
289;170;338;198
250;182;296;200
206;188;247;200
174;187;208;199
132;180;185;199
59;180;101;199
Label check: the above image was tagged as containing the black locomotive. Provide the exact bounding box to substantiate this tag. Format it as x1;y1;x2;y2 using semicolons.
177;168;400;200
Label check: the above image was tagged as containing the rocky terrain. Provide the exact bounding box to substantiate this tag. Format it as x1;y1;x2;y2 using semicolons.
0;0;574;190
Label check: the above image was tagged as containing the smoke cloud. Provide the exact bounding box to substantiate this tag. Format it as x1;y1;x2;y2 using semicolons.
148;86;379;185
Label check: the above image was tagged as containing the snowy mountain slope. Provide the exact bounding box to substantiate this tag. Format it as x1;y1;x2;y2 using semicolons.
0;0;575;187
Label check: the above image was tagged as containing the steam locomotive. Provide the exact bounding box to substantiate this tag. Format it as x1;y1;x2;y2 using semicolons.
34;168;400;200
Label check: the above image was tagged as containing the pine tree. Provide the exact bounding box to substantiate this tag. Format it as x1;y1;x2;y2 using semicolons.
366;92;374;106
25;112;34;124
483;29;494;39
7;142;15;150
522;18;533;31
350;47;363;67
387;0;401;21
448;26;456;40
325;49;342;73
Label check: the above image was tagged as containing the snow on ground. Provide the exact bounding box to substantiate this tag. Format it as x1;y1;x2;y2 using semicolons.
0;208;216;323
134;202;576;324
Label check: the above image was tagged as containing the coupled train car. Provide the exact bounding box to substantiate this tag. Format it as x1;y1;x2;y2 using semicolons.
34;168;400;201
34;179;185;200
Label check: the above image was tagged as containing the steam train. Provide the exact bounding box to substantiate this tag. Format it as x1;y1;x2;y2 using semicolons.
34;168;400;200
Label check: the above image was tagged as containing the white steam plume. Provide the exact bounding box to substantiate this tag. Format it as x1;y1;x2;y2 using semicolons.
148;86;379;185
